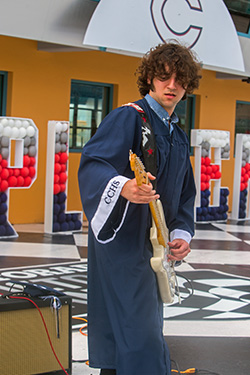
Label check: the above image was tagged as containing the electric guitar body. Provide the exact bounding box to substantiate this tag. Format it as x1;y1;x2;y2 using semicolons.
129;151;176;304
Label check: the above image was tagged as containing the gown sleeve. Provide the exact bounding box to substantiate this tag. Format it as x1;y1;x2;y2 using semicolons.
78;106;142;243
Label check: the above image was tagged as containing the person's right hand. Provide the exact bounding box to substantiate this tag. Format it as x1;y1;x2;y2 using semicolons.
121;173;159;204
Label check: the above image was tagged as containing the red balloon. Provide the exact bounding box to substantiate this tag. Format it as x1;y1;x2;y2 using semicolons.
241;167;246;176
201;174;206;182
29;157;36;166
17;176;24;186
23;155;30;166
55;154;60;163
54;163;61;174
0;180;8;191
60;164;67;172
215;171;221;179
59;172;67;183
205;182;210;190
8;176;17;187
21;167;29;177
240;183;245;191
201;165;206;173
206;166;212;175
54;184;61;195
54;174;60;183
60;183;66;192
201;182;206;191
1;168;9;180
60;152;68;164
13;168;20;177
24;176;32;187
204;157;211;166
1;159;8;168
201;157;205;165
29;166;36;178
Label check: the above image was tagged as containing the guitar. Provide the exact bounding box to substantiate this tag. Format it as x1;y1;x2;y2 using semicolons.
129;150;177;304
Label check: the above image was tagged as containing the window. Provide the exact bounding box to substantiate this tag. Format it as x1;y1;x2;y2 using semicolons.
69;80;113;150
223;0;250;35
235;101;250;137
175;95;196;147
0;71;8;116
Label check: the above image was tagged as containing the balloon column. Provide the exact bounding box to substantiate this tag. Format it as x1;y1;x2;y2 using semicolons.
0;117;38;237
191;129;230;222
44;121;82;233
232;134;250;220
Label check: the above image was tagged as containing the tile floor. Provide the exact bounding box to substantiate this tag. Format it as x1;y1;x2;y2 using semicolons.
0;220;250;375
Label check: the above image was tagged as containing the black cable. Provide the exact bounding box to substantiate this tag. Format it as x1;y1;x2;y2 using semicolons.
175;272;194;300
171;359;181;374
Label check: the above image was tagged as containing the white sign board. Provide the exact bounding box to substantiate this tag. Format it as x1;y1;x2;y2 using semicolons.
83;0;245;74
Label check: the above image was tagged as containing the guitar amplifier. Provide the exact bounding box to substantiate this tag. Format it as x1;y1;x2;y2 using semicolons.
0;294;72;375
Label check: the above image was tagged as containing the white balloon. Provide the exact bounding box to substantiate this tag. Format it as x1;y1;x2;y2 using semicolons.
55;122;63;133
62;123;68;132
1;118;8;126
3;126;12;137
22;120;30;128
14;119;22;128
11;127;19;138
197;135;203;145
26;126;35;137
8;119;15;127
19;127;27;138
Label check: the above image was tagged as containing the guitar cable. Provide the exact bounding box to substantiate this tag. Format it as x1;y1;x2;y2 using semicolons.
174;271;194;301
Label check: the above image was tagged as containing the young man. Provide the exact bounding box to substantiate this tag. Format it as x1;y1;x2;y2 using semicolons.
78;42;201;375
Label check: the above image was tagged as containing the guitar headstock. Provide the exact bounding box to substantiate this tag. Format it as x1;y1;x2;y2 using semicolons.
129;150;148;186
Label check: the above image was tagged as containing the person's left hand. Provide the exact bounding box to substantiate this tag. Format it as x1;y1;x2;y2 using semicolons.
167;239;190;261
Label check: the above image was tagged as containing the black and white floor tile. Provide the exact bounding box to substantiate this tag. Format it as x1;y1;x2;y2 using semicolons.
0;220;249;375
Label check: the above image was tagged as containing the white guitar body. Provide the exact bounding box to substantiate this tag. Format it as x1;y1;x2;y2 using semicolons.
149;200;176;304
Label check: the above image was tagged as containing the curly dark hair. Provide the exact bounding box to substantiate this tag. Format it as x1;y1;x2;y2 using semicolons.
136;42;202;100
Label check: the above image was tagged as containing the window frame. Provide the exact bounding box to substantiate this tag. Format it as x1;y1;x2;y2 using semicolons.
0;71;8;116
223;0;250;37
69;79;113;153
234;99;250;154
175;94;196;155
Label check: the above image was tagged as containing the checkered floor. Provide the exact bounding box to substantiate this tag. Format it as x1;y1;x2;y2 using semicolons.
0;220;250;375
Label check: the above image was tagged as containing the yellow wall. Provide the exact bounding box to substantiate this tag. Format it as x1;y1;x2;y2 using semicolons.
0;35;250;223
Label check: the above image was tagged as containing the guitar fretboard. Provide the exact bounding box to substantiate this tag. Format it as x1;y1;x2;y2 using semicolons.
130;151;168;248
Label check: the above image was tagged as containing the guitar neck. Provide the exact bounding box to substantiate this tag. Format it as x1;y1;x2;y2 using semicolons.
149;200;167;248
129;151;168;248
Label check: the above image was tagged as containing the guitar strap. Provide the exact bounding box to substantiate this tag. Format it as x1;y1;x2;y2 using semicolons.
123;102;157;189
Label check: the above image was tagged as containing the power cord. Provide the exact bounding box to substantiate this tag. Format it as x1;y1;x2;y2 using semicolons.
72;316;90;365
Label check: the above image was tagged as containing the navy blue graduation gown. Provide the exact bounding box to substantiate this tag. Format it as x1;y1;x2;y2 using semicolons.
78;98;196;375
